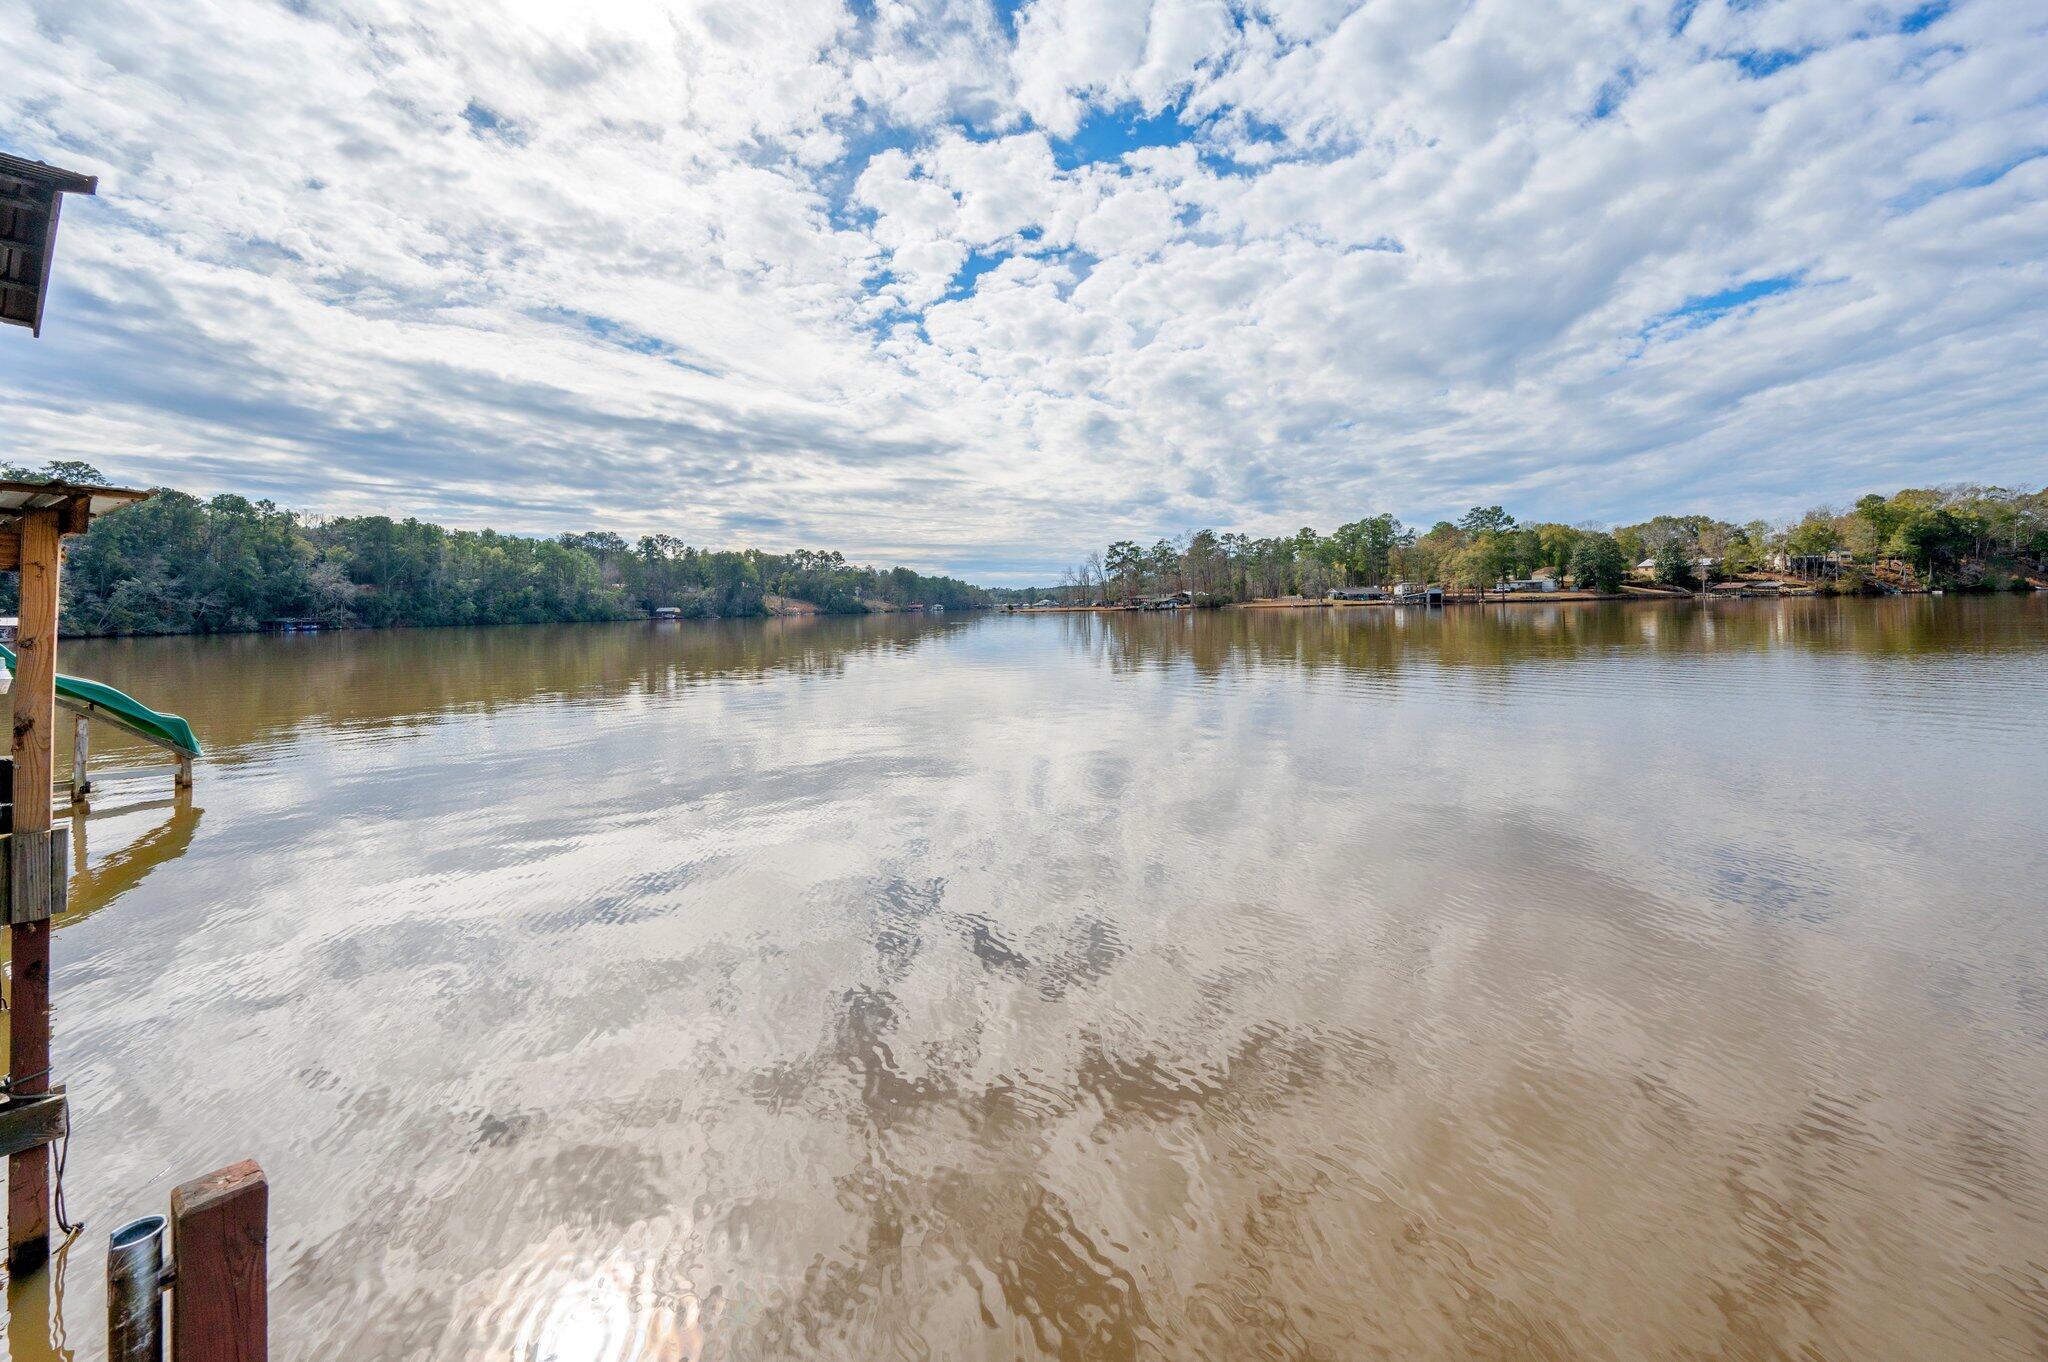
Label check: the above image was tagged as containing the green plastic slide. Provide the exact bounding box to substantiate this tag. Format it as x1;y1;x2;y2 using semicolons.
0;642;201;758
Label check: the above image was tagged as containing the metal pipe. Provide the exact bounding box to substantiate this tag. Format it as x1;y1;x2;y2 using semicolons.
107;1214;168;1362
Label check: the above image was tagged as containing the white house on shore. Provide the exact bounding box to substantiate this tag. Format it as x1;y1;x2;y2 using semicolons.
1636;556;1722;575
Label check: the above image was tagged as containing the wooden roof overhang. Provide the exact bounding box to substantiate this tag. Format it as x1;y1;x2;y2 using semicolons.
0;153;98;337
0;479;151;570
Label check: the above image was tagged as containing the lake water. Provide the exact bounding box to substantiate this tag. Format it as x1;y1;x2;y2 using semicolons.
6;597;2046;1360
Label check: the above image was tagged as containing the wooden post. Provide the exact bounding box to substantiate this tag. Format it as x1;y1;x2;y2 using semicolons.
170;1161;268;1362
70;712;89;804
6;506;59;1274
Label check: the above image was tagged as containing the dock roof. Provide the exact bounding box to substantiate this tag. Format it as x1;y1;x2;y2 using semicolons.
1;154;98;336
0;478;151;537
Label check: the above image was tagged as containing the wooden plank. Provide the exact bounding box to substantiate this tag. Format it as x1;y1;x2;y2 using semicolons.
0;526;18;572
1;829;68;925
170;1161;269;1362
0;1094;64;1160
70;712;89;803
7;506;59;1274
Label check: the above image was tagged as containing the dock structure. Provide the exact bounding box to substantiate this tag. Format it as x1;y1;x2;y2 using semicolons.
0;642;202;802
0;479;152;1272
5;151;265;1359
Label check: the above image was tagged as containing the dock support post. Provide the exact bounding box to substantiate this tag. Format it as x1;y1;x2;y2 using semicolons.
7;506;61;1275
169;1161;268;1362
70;713;90;804
176;754;193;792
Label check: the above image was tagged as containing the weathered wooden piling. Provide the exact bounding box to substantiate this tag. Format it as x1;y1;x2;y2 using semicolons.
7;504;62;1273
170;1161;269;1362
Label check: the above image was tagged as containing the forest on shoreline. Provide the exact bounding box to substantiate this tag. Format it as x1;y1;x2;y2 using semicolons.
5;462;2041;637
1009;484;2048;604
1;463;987;637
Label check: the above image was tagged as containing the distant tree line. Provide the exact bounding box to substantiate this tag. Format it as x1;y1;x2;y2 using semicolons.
0;464;988;636
1016;485;2047;604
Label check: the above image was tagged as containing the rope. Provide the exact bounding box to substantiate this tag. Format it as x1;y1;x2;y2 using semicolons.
52;1097;80;1236
0;1069;83;1235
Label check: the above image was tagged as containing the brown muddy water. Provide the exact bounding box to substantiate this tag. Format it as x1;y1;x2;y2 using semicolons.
3;596;2046;1360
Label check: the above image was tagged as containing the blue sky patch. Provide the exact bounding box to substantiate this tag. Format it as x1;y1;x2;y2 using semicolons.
947;248;1008;299
1899;2;1950;34
989;0;1029;39
1053;103;1193;169
1730;49;1809;78
461;100;525;145
1590;68;1638;121
537;308;675;357
1656;273;1804;331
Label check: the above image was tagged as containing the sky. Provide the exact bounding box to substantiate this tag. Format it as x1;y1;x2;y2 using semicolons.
3;0;2044;584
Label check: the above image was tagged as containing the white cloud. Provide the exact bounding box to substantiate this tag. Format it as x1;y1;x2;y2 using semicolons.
2;0;2043;583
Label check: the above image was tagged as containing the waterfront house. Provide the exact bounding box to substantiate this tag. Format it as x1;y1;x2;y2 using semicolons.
1771;549;1853;577
1635;556;1721;578
1496;577;1559;593
1327;587;1385;602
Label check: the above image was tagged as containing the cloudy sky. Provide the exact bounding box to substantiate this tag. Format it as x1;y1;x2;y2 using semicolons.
5;0;2043;582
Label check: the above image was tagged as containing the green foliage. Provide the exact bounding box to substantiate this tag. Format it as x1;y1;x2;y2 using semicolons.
1652;540;1691;587
1459;505;1515;535
1065;482;2042;604
4;463;987;637
1784;510;1841;556
1450;534;1516;589
18;461;2043;630
1567;533;1628;592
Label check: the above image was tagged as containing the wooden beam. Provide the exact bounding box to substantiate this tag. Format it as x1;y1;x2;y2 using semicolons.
0;1094;64;1160
0;526;18;572
170;1161;269;1362
0;155;98;197
70;713;89;804
7;506;59;1275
